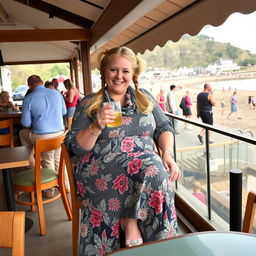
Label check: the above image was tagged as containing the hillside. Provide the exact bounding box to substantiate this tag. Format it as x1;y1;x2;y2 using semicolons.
139;35;256;70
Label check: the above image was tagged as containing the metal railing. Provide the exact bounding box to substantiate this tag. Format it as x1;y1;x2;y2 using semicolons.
165;112;256;231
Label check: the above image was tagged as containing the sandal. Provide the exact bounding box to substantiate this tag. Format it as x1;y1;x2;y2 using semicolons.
120;219;143;247
125;238;143;247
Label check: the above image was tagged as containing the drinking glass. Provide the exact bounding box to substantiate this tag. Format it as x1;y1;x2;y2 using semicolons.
103;101;123;127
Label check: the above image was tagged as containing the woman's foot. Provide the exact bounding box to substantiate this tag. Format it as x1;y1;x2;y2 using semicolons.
120;218;143;247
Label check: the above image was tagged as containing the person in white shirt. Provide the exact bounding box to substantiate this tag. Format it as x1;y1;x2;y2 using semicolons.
166;85;182;134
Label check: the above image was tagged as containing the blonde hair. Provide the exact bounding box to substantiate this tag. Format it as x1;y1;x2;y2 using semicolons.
86;47;153;117
0;91;9;100
63;79;75;90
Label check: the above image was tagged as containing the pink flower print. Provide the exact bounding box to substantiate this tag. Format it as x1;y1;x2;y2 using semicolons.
102;230;107;239
109;129;120;138
108;198;121;211
90;162;99;176
123;116;132;125
149;190;165;214
128;151;143;157
145;165;159;177
81;152;92;164
171;205;177;220
80;223;88;238
121;137;135;153
89;208;103;227
127;158;143;176
138;208;148;221
111;221;120;238
112;174;129;194
97;245;107;256
163;210;168;220
76;181;86;197
142;131;151;137
95;178;108;191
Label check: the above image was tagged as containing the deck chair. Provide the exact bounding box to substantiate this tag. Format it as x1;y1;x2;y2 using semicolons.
242;191;256;233
61;143;82;256
0;211;25;256
12;134;72;235
0;119;14;147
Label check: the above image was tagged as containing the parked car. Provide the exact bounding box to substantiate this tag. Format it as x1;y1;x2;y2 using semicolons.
12;85;29;101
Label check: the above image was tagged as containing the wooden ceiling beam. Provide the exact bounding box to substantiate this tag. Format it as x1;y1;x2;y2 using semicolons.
0;29;90;42
90;0;143;47
14;0;94;28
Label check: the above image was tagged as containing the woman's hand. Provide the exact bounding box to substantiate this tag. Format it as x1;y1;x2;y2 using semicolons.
162;152;181;181
95;104;116;130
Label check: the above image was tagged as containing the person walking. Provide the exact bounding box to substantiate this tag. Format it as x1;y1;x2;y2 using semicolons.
166;85;182;134
196;83;216;144
226;91;242;120
181;90;192;129
156;88;166;111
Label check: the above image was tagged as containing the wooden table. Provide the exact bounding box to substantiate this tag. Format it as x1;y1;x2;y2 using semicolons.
108;232;256;256
0;146;33;231
0;112;22;125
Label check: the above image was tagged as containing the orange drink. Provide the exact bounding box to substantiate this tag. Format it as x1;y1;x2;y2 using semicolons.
103;101;123;127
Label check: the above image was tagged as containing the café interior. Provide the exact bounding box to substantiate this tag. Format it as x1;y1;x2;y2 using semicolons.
1;0;256;255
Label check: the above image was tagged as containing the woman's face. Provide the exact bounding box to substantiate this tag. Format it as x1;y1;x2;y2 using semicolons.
1;94;9;103
104;54;134;99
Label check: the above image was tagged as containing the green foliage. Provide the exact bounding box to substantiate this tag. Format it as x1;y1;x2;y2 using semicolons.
9;63;69;89
139;35;256;70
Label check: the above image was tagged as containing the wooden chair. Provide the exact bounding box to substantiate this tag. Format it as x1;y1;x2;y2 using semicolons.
66;117;73;131
242;191;256;233
12;134;72;236
0;119;14;147
61;143;82;256
0;211;25;256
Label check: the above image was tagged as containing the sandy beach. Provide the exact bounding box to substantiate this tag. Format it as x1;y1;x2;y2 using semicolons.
140;78;256;136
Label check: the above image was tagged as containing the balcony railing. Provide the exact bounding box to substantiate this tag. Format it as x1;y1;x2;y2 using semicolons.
165;112;256;233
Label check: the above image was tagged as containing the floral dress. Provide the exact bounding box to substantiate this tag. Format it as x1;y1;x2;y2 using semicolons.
65;86;178;256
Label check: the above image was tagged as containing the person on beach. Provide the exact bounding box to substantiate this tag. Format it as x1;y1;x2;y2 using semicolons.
181;90;192;129
166;85;182;134
227;91;242;120
251;96;256;110
196;83;216;144
156;88;166;111
220;97;225;115
64;46;180;255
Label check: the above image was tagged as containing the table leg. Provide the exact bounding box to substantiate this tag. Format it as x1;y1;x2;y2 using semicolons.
2;169;34;232
2;169;16;210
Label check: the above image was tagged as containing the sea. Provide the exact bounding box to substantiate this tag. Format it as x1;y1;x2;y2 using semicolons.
193;78;256;91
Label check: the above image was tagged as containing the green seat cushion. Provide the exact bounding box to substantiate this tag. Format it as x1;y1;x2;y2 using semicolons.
13;168;58;186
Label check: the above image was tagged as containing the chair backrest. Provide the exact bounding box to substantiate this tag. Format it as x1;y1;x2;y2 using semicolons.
0;119;14;147
66;117;73;131
0;211;25;256
61;143;77;206
242;191;256;233
34;134;65;185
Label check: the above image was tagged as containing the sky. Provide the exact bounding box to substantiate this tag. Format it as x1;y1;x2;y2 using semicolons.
199;11;256;54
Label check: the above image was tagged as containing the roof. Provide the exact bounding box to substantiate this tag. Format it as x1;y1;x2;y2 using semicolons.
0;0;256;65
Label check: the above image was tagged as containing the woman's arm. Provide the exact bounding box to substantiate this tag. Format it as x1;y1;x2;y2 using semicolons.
9;101;19;112
65;88;75;103
157;131;180;181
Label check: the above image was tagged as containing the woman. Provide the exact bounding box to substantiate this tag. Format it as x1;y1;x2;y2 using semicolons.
227;91;242;120
181;91;192;129
156;88;166;111
0;91;19;112
65;47;180;255
62;79;79;125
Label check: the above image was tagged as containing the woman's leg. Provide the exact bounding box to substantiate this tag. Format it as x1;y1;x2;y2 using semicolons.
120;218;143;247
